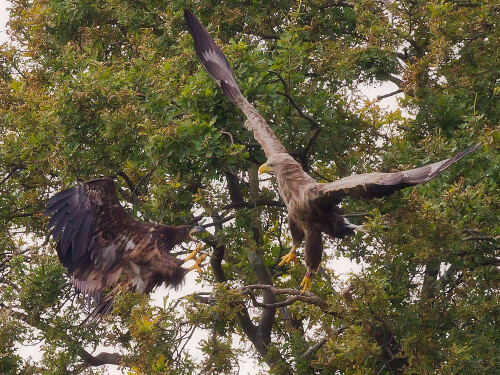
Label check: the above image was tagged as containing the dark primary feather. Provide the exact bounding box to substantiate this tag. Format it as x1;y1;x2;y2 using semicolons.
45;178;195;323
184;10;241;101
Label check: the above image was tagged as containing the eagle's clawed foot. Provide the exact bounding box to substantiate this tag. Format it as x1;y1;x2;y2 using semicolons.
187;253;208;273
300;272;312;294
183;242;203;263
278;248;298;267
184;243;207;273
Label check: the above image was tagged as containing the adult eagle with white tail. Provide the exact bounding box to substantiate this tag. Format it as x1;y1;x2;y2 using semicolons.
45;177;206;323
184;10;480;292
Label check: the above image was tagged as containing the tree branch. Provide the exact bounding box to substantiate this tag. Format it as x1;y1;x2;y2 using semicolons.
7;309;121;368
376;73;404;88
461;235;499;243
241;284;330;312
376;88;403;101
202;215;236;229
269;71;289;94
130;166;156;198
207;177;261;350
276;91;320;131
276;90;322;166
2;210;43;220
301;337;328;358
117;171;135;193
222;199;285;210
0;166;19;186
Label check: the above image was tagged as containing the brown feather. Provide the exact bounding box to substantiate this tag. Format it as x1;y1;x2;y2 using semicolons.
45;178;197;323
315;143;481;203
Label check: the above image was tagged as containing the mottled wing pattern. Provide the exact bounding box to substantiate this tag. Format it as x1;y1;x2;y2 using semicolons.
45;178;187;322
46;178;128;296
314;143;481;204
184;9;240;101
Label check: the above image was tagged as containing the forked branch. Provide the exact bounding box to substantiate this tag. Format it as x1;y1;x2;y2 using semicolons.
241;284;330;311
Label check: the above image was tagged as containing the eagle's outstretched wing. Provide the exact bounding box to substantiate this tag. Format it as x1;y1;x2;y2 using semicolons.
185;10;286;158
45;178;189;321
313;143;481;204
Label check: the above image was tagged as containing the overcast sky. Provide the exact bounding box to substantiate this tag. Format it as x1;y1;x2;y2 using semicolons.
0;1;9;42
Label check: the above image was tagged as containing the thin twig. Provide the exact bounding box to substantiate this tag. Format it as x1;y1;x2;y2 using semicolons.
268;71;289;93
276;91;320;130
130;166;157;198
2;210;43;220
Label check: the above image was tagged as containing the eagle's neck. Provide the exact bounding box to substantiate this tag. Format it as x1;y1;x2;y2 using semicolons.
276;161;315;209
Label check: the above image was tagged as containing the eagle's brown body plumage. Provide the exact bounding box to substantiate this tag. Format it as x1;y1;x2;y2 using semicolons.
46;178;202;322
185;10;480;291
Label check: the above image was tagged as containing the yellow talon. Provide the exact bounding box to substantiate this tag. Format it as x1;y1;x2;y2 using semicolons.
183;242;203;263
300;273;312;294
278;249;298;267
187;253;207;273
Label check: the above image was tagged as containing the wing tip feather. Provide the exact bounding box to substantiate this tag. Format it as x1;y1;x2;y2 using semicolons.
184;9;241;101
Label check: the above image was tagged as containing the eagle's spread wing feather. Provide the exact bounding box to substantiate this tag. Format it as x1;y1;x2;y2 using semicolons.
184;9;241;101
45;178;187;322
185;10;287;158
314;143;481;204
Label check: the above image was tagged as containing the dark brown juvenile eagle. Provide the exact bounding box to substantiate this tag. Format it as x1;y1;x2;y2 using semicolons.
185;10;480;292
45;177;206;323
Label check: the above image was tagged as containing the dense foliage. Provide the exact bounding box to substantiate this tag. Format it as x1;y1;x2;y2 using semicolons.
1;0;498;374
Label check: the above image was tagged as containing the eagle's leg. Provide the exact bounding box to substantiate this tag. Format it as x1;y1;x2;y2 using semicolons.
300;269;313;294
278;245;299;267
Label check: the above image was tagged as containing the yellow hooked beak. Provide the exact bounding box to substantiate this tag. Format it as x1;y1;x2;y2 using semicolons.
189;226;206;240
258;163;273;175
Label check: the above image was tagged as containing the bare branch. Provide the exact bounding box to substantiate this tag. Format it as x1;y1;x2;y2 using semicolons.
302;337;328;358
7;309;121;368
376;73;404;88
117;171;135;192
376;88;403;101
0;167;19;186
276;90;322;158
344;212;370;218
2;210;43;220
241;284;330;311
222;199;285;210
203;215;236;228
268;71;289;93
322;0;354;8
220;129;235;145
130;166;157;198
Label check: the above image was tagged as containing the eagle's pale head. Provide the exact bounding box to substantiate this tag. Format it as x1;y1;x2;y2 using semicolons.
258;153;301;177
